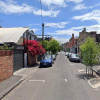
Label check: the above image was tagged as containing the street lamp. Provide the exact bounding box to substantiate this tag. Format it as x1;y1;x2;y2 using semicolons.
42;23;50;48
42;23;44;47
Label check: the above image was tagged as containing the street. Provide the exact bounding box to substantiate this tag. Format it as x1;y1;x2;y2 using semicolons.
3;51;100;100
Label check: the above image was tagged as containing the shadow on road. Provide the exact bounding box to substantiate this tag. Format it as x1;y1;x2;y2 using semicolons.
38;66;52;69
76;73;96;80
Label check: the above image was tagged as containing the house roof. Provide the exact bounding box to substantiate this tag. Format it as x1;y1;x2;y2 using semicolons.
0;27;29;43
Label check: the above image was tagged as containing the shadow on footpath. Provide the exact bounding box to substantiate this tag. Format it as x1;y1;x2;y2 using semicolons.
29;63;40;68
97;69;100;76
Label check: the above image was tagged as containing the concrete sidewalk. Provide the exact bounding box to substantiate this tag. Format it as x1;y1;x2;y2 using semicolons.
0;65;39;99
93;65;100;75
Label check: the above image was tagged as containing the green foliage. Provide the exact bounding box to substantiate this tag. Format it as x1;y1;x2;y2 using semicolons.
0;44;14;50
80;37;100;67
48;40;60;54
40;40;49;51
43;40;49;51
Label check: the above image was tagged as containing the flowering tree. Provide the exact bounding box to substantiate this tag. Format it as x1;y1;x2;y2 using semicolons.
22;40;46;55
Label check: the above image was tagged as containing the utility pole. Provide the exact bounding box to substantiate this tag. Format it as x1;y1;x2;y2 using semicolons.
42;23;44;47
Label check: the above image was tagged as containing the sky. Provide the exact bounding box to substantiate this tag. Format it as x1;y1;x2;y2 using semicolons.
0;0;100;44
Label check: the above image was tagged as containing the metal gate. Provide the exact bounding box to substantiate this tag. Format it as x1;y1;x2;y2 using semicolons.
13;49;24;72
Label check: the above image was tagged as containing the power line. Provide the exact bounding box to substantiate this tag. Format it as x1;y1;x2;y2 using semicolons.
39;0;44;23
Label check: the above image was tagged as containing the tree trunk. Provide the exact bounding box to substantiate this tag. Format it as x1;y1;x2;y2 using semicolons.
91;66;93;76
86;66;87;75
88;67;89;76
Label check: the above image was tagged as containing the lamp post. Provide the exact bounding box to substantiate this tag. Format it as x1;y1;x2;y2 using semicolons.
42;23;44;47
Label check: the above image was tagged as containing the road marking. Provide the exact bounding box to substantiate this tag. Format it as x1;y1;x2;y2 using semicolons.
78;69;85;73
65;79;67;83
91;82;100;88
95;88;98;90
84;77;95;88
84;77;100;89
28;80;45;83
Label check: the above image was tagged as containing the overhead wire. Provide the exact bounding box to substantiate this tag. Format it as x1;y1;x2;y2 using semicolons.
39;0;44;23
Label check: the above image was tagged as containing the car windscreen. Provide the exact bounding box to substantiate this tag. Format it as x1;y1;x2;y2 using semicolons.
44;55;51;59
52;55;55;57
72;54;79;57
75;54;79;57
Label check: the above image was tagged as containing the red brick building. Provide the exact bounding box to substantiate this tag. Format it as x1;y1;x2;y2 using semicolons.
69;34;78;53
65;42;70;52
77;28;100;54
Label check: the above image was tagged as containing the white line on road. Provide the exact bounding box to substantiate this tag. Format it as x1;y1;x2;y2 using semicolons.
95;88;98;90
78;69;85;73
28;80;45;83
84;77;100;89
65;79;67;83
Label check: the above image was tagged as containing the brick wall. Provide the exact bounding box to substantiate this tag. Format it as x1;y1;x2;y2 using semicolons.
0;50;13;82
28;52;37;66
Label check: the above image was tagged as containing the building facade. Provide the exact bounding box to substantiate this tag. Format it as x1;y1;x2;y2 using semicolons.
69;34;78;53
77;28;100;54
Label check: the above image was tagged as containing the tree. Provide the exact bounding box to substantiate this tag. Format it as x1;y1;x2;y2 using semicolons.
22;40;46;55
48;40;60;54
80;37;100;76
40;40;49;51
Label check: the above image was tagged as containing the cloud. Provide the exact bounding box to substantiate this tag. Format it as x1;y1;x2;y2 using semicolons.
31;28;40;32
72;3;100;11
45;22;69;28
67;0;83;4
41;0;67;8
89;3;100;9
73;10;100;23
48;25;100;36
49;29;79;36
0;1;33;14
73;4;87;10
33;9;60;17
0;0;60;17
53;24;100;44
54;37;69;44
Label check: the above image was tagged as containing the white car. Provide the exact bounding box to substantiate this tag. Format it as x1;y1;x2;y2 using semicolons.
52;55;56;61
65;52;69;56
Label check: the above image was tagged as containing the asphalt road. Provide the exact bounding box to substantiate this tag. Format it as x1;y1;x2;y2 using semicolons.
3;51;100;100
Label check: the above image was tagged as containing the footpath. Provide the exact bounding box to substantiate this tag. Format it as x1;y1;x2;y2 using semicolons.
0;64;39;99
93;65;100;76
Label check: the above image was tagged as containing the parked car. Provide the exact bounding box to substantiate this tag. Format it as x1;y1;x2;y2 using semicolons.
40;55;54;67
69;54;80;62
65;52;69;56
52;54;56;61
67;53;72;58
56;52;58;56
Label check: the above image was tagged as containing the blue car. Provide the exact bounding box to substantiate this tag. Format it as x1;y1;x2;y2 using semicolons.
40;55;54;67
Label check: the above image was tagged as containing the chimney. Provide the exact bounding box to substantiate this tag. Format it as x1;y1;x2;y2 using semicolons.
84;28;86;32
72;34;74;46
72;34;74;38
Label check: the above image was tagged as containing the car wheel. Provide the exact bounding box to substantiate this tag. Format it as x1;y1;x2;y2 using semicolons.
50;64;52;67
